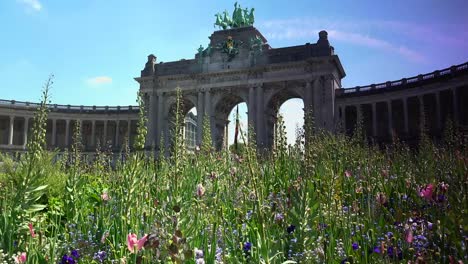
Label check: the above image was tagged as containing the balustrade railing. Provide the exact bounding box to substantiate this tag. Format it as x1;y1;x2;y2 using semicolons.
0;99;138;113
338;62;468;95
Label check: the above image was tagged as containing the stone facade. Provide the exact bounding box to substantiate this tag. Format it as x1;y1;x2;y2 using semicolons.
0;26;467;153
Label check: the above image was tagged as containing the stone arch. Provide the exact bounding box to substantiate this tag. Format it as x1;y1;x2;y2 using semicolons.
211;88;248;150
163;93;198;151
264;85;305;149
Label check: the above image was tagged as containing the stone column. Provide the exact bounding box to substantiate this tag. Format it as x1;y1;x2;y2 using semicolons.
304;81;313;116
65;119;70;147
372;102;377;138
204;89;214;145
452;88;459;126
387;100;393;139
356;104;362;124
103;120;108;146
147;93;157;147
23;117;29;147
435;92;441;131
8;116;14;146
196;90;205;145
248;85;256;132
418;95;425;132
156;92;164;149
402;98;409;135
255;84;265;148
127;119;132;139
51;119;57;146
91;120;96;146
341;106;347;132
115;120;120;147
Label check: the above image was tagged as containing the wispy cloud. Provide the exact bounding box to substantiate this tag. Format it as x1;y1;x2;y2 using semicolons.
327;30;426;63
86;76;113;86
17;0;42;12
260;18;427;63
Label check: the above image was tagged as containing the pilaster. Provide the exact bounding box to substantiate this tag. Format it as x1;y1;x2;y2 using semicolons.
8;116;14;146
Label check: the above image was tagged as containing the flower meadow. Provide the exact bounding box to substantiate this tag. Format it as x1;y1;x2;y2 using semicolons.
0;78;467;263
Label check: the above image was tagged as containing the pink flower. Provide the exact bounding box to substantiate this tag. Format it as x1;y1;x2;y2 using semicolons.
101;232;109;243
28;223;36;238
101;192;110;201
419;184;434;201
405;229;413;243
127;233;147;253
14;252;27;263
344;170;352;178
196;183;205;197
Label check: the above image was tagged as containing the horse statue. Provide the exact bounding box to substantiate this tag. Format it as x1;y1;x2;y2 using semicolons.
214;13;227;30
248;8;255;26
223;10;232;28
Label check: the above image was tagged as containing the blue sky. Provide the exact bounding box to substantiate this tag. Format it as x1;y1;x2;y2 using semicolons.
1;0;467;144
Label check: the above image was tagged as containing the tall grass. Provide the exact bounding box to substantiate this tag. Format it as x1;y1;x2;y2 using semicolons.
0;80;466;263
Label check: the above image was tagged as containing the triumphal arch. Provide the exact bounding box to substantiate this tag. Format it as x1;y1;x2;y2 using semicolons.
136;4;345;151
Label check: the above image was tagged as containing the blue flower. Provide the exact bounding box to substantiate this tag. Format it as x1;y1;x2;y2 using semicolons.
287;224;296;234
71;249;79;259
352;242;359;250
61;255;75;264
373;246;381;254
243;242;252;253
93;250;107;263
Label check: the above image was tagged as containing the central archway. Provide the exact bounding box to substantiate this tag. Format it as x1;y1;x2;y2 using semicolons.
212;89;248;150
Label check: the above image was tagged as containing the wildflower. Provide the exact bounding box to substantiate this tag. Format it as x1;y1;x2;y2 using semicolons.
93;250;107;263
287;224;296;234
71;250;80;259
127;233;148;253
405;229;413;243
243;242;252;254
101;192;110;201
373;246;381;254
195;248;204;259
355;186;363;194
60;255;75;264
344;170;352;178
419;184;434;201
209;171;217;181
14;252;27;264
101;232;109;243
28;223;36;238
274;213;284;222
381;169;389;178
352;242;359;250
376;192;387;206
439;182;449;192
196;183;205;197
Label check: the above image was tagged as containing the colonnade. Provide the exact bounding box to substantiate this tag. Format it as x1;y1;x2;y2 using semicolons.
0;116;138;150
338;86;464;141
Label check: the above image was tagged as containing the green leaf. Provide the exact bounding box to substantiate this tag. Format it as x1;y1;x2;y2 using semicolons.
26;204;47;213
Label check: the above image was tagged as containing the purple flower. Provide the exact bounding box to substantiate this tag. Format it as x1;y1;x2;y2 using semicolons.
352;242;359;250
61;255;75;264
373;246;381;254
287;224;296;234
93;250;107;263
71;250;79;259
243;242;252;253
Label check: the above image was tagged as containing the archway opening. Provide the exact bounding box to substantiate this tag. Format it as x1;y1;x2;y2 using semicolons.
264;87;304;149
166;97;196;152
278;98;304;146
212;92;247;151
226;102;248;154
184;107;197;151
